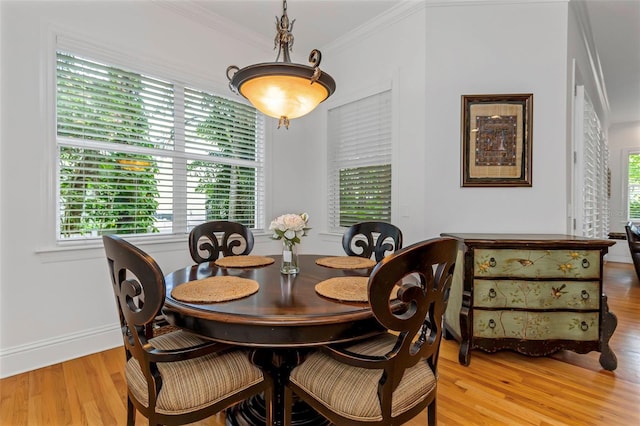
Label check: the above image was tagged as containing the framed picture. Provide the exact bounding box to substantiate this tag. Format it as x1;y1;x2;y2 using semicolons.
461;93;533;187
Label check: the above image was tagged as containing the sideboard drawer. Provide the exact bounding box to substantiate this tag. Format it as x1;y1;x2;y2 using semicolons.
473;279;600;309
473;310;599;341
474;249;601;279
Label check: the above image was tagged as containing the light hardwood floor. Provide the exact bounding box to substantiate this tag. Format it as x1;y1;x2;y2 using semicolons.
1;262;638;425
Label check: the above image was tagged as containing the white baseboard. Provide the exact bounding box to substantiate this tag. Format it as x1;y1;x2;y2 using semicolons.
0;323;122;379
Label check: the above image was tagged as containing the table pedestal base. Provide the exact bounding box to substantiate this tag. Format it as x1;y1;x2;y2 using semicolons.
226;393;329;426
228;348;330;426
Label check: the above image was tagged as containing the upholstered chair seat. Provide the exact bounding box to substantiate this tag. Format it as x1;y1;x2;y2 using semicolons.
125;331;263;416
289;333;436;422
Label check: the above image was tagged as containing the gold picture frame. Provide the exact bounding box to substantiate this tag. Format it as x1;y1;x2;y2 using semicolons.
461;93;533;187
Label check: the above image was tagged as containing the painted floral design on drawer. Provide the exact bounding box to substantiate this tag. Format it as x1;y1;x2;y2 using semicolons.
474;249;601;279
473;310;599;340
474;280;600;309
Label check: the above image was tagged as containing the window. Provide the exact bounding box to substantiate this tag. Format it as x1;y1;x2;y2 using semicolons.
56;50;264;242
573;86;608;239
327;90;392;231
628;152;640;220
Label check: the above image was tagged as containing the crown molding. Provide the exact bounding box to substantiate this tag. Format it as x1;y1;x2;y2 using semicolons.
152;0;272;51
570;0;610;123
324;1;425;52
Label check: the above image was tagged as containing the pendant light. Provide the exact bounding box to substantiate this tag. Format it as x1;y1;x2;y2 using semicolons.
226;0;336;129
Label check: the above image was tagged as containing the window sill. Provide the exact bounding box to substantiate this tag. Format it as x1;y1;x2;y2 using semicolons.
35;235;189;263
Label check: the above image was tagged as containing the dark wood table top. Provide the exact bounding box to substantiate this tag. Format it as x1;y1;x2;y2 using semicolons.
163;254;387;347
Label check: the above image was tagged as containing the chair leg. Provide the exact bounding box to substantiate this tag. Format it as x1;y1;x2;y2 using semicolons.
428;399;436;426
126;397;135;426
283;386;293;426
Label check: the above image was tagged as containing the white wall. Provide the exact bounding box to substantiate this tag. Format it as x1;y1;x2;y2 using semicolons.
608;122;640;232
0;0;277;378
424;1;570;236
606;122;640;262
0;0;595;378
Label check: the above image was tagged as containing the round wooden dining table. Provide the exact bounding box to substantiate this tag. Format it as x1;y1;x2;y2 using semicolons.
162;254;386;426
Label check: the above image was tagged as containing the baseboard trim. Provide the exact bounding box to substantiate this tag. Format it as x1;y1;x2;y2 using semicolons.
0;323;122;379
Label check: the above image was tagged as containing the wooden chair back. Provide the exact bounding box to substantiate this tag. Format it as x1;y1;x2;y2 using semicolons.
189;221;254;263
103;234;165;344
369;237;458;381
342;221;403;262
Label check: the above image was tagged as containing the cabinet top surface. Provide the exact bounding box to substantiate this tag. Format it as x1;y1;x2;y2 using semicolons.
441;233;615;247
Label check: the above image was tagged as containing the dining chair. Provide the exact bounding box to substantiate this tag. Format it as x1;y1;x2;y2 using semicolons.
285;237;458;426
102;235;271;425
625;222;640;280
189;220;255;264
342;221;403;262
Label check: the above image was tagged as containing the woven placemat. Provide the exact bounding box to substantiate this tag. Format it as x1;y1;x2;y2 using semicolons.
214;255;275;268
171;276;259;303
315;256;376;269
315;277;398;302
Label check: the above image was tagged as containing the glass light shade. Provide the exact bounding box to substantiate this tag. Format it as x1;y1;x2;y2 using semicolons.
240;75;329;119
229;62;336;122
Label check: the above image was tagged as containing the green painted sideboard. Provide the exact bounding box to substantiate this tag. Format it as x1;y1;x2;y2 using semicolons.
441;233;617;370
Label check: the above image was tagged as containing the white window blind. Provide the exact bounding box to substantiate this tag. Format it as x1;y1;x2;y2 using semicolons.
56;51;264;241
577;89;609;238
327;90;392;231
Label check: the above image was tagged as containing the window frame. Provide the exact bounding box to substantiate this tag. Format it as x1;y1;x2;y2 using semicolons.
625;148;640;222
325;82;395;234
44;32;266;250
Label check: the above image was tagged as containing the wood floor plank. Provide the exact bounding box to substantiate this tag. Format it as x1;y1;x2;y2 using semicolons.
1;261;639;425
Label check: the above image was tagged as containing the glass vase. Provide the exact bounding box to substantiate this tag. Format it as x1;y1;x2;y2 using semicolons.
281;240;299;274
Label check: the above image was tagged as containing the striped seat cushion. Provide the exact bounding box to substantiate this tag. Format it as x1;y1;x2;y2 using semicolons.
125;331;263;415
289;333;436;422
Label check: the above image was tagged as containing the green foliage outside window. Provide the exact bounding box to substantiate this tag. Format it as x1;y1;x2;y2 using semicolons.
59;148;159;236
57;52;260;240
339;164;391;227
57;54;160;237
187;93;257;228
629;153;640;220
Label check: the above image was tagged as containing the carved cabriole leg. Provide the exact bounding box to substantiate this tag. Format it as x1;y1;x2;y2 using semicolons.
459;290;472;366
599;294;618;371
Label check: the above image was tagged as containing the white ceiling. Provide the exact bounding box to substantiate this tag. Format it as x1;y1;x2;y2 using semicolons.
169;0;640;126
582;0;640;125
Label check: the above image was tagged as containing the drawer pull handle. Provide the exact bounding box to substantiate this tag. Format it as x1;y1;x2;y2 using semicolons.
581;258;590;268
580;321;589;331
489;257;497;267
488;319;496;329
488;289;497;298
581;290;590;300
